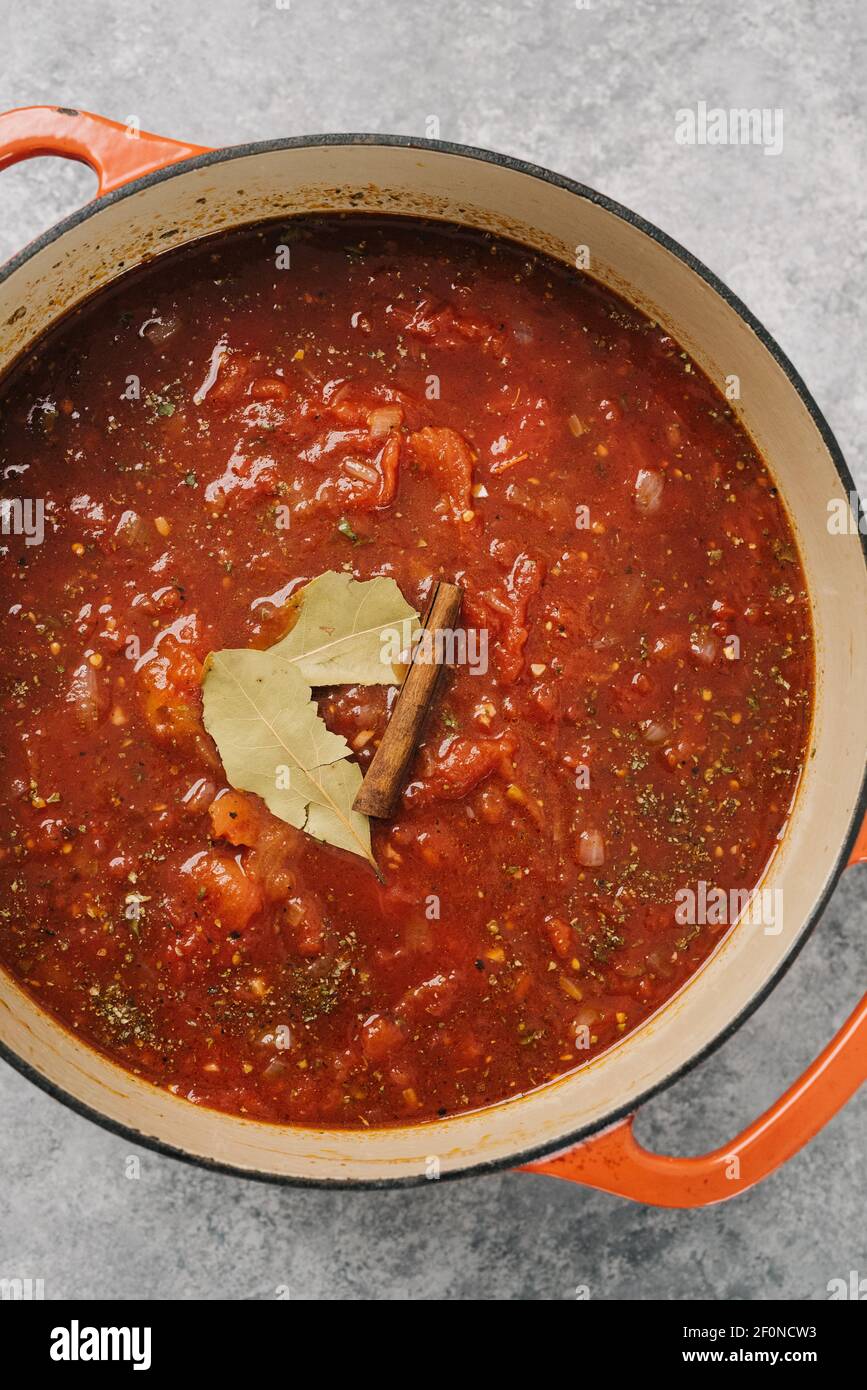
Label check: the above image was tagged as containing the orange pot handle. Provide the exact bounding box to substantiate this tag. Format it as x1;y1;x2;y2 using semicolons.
0;105;208;197
523;818;867;1206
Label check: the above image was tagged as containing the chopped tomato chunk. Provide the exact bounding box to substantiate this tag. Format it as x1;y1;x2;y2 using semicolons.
404;735;516;807
188;851;263;933
409;426;475;520
209;789;262;846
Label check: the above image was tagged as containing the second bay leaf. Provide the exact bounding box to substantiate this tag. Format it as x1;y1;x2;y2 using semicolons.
272;571;419;686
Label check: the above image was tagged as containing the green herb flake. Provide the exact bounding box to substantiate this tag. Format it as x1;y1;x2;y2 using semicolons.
336;517;361;544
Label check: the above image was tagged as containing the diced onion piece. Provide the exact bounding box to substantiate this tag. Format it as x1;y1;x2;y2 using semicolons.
181;777;218;814
367;405;403;438
577;828;605;867
114;509;148;547
646;947;675;979
652;631;686;661
476;784;505;824
344;458;380;485
572;1005;600;1029
263;1056;291;1080
690;628;720;666
65;661;103;728
284;900;305;927
567;413;586;437
634;467;664;514
641;719;671;746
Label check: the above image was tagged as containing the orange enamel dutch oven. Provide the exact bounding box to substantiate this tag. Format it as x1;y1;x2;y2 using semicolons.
0;107;865;1206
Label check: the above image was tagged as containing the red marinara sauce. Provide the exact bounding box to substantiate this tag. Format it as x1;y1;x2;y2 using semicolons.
0;216;813;1127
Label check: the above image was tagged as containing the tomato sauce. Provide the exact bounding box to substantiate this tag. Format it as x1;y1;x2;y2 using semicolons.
0;216;813;1126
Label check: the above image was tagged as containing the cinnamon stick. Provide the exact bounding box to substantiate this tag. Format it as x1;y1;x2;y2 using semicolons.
353;580;463;818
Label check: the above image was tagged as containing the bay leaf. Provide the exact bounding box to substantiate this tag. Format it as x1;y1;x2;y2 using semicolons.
201;646;374;865
273;571;418;686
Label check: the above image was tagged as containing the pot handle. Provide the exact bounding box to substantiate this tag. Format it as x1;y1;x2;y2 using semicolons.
0;106;208;197
522;821;867;1206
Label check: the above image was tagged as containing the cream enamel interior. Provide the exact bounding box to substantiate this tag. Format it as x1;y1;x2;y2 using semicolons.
0;141;864;1182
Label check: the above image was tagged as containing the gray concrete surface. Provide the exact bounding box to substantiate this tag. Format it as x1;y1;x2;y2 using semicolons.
0;0;864;1301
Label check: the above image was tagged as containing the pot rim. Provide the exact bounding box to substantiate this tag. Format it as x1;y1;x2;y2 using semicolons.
1;131;865;1189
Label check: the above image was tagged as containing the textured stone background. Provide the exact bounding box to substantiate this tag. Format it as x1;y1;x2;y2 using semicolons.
0;0;864;1301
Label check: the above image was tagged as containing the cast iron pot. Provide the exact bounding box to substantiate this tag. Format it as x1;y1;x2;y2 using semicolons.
0;107;865;1205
